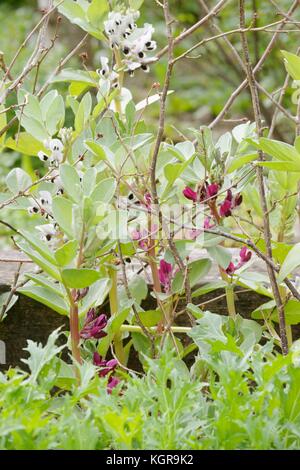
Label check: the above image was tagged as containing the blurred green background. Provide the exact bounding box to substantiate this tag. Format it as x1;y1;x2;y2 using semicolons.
1;0;299;138
0;0;299;245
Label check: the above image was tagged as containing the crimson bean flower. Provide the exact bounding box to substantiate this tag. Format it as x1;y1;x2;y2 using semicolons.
219;189;242;218
107;376;121;394
144;192;152;208
188;217;215;240
131;228;149;251
225;261;236;275
206;182;219;199
158;259;173;292
204;216;214;229
225;246;252;275
183;186;198;202
131;225;158;252
93;352;119;394
219;198;232;217
183;182;219;204
239;246;252;263
93;352;118;376
80;309;108;340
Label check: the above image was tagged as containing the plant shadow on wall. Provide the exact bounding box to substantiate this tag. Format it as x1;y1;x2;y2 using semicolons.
1;0;300;450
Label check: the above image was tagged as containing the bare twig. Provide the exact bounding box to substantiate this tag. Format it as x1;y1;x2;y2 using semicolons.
209;0;299;129
239;0;288;354
1;0;63;83
155;0;228;61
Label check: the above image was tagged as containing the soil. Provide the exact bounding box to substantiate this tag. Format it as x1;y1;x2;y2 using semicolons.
0;283;269;373
1;250;299;373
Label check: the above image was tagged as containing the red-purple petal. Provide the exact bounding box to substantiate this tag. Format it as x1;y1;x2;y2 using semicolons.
183;187;197;202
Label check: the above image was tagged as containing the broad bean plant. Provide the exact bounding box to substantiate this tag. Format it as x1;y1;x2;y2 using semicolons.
1;0;300;394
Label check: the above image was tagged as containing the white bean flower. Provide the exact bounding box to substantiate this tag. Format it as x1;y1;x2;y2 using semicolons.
103;10;156;75
124;24;156;59
122;24;156;75
38;138;64;167
97;56;119;87
27;202;40;215
28;190;53;218
123;59;143;77
50;171;64;195
36;223;57;243
39;190;52;210
47;138;64;166
104;10;140;48
38;150;50;163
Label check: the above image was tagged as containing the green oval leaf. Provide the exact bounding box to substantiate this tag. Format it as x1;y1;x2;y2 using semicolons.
278;243;300;283
62;268;101;288
55;240;78;267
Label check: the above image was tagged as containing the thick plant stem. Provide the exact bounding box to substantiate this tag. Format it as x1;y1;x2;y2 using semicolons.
149;246;162;294
279;285;292;348
109;266;125;364
120;324;191;334
69;299;82;365
239;0;288;355
220;269;237;317
225;284;236;318
286;325;293;348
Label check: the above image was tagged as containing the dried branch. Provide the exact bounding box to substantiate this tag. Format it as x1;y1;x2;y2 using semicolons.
209;0;299;129
239;0;288;355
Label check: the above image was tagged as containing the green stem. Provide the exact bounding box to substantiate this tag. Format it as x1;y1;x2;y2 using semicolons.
109;266;126;364
164;296;173;325
66;288;82;385
225;283;236;318
286;324;293;348
220;269;236;317
120;325;192;334
64;285;82;370
69;298;82;365
279;285;292;347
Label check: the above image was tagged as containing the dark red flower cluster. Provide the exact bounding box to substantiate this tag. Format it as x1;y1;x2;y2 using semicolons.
80;309;108;340
93;352;120;393
131;228;149;251
226;246;252;275
219;189;242;218
158;259;173;293
144;192;152;209
183;182;219;203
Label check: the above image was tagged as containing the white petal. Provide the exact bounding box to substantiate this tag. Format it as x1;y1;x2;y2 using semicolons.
36;223;56;236
38;151;49;162
124;60;141;71
49;138;64;153
100;56;109;69
51;150;63;163
39;191;52;206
